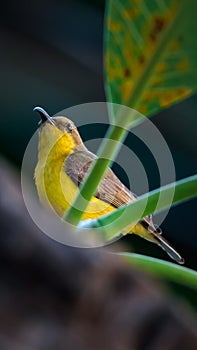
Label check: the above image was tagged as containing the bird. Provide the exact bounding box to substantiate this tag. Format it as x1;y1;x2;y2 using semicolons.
34;106;184;264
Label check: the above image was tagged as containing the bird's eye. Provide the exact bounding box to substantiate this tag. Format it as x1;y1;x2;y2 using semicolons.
66;123;73;133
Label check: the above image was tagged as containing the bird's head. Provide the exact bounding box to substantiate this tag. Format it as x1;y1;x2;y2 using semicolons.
34;107;86;159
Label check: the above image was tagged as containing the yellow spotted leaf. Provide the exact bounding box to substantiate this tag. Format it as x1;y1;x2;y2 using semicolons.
104;0;197;117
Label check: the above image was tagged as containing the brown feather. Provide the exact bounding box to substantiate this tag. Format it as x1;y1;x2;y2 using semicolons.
65;150;136;207
65;150;155;230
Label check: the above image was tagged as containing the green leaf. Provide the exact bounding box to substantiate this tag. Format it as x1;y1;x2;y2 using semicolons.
105;0;197;117
78;175;197;241
120;253;197;309
121;253;197;290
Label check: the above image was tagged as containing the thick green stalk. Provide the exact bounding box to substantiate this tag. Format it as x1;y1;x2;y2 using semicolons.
79;175;197;240
122;253;197;290
64;104;144;226
64;124;126;225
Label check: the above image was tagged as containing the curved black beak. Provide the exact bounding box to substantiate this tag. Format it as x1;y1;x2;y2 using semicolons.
33;106;56;126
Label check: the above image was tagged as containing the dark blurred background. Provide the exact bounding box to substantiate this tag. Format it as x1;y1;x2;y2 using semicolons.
0;0;196;268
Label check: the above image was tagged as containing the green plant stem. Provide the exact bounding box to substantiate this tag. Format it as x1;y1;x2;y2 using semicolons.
79;175;197;240
64;104;144;226
121;253;197;290
65;124;127;225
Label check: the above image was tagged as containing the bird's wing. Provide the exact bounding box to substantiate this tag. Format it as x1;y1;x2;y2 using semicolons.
65;150;155;230
65;150;184;264
65;150;136;208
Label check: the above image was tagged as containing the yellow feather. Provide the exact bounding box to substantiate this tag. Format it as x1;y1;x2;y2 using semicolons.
34;107;184;264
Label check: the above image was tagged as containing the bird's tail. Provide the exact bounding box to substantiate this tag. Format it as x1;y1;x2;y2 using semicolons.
152;230;185;265
140;219;185;264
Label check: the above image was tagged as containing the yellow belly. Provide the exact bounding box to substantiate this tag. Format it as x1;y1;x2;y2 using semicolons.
35;158;152;240
35;159;116;219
